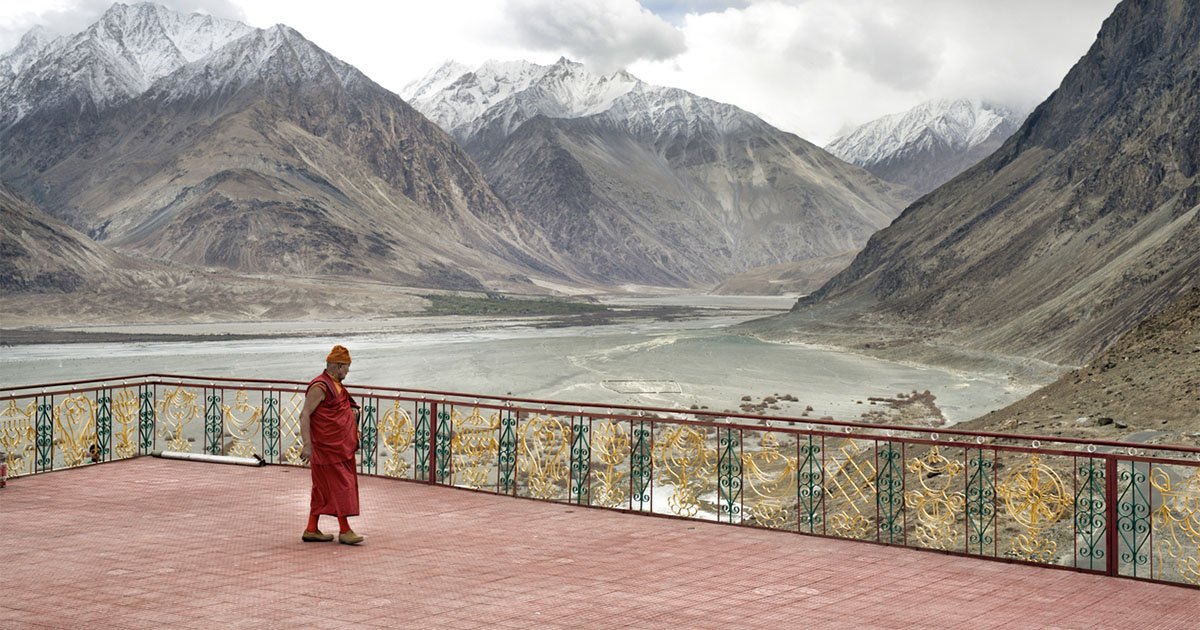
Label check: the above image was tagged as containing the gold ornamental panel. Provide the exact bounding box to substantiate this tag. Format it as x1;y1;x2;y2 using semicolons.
157;385;200;452
451;407;500;489
741;431;797;529
590;419;631;508
518;414;570;500
997;454;1072;563
281;392;306;465
111;389;140;460
379;400;414;478
1;399;36;476
223;390;261;458
55;395;97;468
653;423;716;518
1151;465;1200;585
905;446;966;550
825;438;877;540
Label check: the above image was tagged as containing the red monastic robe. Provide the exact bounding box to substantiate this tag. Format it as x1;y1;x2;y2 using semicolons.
308;370;360;518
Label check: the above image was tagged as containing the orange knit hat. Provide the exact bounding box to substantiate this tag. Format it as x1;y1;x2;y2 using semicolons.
326;345;351;364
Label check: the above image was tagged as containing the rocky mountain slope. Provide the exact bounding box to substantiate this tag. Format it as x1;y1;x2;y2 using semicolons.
761;0;1199;367
826;98;1024;196
961;288;1199;445
407;58;915;287
0;3;564;292
0;182;143;292
0;182;438;325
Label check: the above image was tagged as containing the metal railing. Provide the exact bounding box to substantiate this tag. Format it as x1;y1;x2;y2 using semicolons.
3;373;1198;589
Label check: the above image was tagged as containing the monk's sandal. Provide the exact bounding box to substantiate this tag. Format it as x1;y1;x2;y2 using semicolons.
338;531;364;545
302;530;335;542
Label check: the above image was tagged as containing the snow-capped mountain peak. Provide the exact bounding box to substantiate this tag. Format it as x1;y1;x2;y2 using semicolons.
827;98;1021;166
408;57;761;144
152;24;364;102
400;59;470;102
825;97;1026;194
534;57;638;117
1;26;59;79
0;2;252;129
82;2;253;89
405;58;550;132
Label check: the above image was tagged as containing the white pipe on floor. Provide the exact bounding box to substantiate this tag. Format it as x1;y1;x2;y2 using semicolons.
152;451;266;467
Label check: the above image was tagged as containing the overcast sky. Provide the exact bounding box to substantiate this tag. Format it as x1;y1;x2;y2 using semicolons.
1;0;1120;144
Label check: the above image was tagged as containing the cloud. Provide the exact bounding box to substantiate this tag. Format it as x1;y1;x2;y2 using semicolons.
841;13;941;91
629;0;1119;144
502;0;686;73
639;0;750;24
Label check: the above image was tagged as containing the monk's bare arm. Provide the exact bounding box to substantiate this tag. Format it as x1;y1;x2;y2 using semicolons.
299;384;326;460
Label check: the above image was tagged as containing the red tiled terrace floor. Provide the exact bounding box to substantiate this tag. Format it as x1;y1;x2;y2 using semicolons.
3;458;1197;629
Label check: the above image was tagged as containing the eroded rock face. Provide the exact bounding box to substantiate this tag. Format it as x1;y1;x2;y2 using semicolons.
0;182;128;293
782;0;1200;365
961;288;1200;444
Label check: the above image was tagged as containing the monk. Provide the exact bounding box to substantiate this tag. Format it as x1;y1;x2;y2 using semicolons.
300;345;364;545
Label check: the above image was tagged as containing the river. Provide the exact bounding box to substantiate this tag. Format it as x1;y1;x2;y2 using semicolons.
0;295;1034;424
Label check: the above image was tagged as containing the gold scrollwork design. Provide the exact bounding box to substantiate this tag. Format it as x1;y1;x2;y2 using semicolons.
1150;466;1200;585
157;386;199;452
519;414;569;500
998;454;1071;562
653;424;714;518
111;389;140;460
827;439;876;539
1;399;36;476
55;395;97;468
380;400;413;478
592;420;630;508
742;432;797;529
452;407;500;489
905;446;966;550
223;390;261;458
281;393;306;465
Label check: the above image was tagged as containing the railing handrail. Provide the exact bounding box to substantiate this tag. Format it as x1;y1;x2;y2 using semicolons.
2;372;1198;458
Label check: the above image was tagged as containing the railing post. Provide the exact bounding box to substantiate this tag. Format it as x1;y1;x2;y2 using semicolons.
428;402;438;485
1105;455;1118;577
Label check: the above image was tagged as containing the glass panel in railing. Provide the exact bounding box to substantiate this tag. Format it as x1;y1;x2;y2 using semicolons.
260;391;283;464
1;396;37;477
279;390;307;465
1147;461;1200;587
995;450;1077;568
110;387;141;461
741;429;798;531
156;384;203;454
377;398;417;480
450;406;502;491
221;389;262;459
1072;454;1107;572
515;411;571;502
651;420;717;521
53;393;97;469
904;444;968;552
823;436;878;542
588;417;631;510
